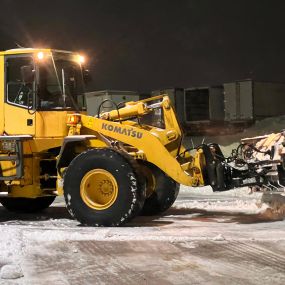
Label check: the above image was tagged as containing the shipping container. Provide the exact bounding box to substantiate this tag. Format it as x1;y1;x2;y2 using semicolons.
184;86;224;122
85;90;140;116
254;81;285;118
224;80;253;121
224;80;285;121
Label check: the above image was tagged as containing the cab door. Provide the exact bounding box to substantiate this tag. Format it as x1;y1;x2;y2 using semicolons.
4;55;36;135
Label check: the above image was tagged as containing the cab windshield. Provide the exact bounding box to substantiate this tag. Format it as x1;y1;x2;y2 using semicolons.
37;53;86;111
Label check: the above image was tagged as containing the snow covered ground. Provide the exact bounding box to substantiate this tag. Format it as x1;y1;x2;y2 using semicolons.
0;188;284;285
0;117;285;284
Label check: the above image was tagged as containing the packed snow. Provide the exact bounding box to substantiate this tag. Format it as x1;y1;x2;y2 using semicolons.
0;116;284;283
0;264;24;279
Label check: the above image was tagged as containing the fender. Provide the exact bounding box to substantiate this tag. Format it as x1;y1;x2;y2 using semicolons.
56;135;96;171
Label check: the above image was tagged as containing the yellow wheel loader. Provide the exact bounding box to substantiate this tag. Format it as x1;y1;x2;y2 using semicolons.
0;48;284;226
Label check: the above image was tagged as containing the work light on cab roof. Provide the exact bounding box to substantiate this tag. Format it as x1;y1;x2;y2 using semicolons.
37;51;45;60
78;55;85;64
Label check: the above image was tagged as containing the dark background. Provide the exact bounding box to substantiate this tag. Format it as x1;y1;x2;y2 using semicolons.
1;0;285;92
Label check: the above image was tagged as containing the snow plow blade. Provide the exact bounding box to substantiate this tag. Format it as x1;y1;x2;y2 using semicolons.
240;130;285;189
236;131;285;219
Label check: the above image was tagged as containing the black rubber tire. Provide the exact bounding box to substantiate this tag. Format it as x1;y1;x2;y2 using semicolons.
0;196;56;213
63;148;145;226
140;163;180;216
119;152;146;219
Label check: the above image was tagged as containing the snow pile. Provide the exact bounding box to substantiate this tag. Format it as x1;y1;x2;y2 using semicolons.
212;234;226;241
0;228;24;262
0;264;23;279
179;185;263;199
174;198;268;214
0;228;25;281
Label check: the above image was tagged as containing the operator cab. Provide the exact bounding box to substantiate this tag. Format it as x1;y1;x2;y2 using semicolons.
5;48;87;112
1;48;89;137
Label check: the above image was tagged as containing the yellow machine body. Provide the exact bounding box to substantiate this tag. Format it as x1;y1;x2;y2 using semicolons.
79;96;205;186
0;47;283;227
0;48;205;213
0;48;85;198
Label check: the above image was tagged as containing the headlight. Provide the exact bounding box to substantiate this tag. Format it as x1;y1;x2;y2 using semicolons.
78;55;85;64
37;51;45;60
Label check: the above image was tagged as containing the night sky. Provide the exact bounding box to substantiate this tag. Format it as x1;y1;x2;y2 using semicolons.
1;0;285;92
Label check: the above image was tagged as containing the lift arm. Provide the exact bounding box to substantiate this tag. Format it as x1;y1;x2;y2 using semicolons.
67;95;205;186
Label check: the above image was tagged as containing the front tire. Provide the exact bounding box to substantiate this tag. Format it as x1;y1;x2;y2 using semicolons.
63;148;145;226
0;196;56;213
140;162;179;215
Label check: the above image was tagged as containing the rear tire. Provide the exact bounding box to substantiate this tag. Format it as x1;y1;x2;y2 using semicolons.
63;148;145;226
0;196;56;213
140;163;179;215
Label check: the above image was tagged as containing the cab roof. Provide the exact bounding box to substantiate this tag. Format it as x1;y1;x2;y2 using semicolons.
0;48;74;56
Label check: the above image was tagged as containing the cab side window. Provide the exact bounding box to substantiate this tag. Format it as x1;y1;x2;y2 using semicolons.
6;56;34;108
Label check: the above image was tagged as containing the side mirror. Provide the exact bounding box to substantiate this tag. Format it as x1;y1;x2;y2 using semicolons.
83;69;92;84
21;65;35;84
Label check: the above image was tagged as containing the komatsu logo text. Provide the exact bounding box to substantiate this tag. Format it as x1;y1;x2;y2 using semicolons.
102;123;143;139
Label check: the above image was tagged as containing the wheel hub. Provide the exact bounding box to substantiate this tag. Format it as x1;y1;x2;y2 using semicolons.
80;169;118;210
99;180;114;196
